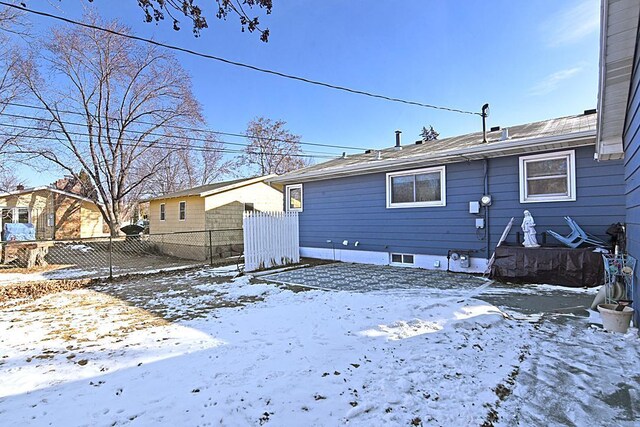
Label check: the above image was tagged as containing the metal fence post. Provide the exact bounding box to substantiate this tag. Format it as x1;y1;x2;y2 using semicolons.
108;234;113;280
208;230;214;266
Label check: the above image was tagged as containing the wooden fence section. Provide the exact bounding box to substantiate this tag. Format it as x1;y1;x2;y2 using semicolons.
243;211;299;272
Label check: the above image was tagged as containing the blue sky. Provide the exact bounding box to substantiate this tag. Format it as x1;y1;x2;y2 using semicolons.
13;0;601;184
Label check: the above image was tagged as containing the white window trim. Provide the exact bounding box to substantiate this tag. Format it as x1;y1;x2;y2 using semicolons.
519;150;576;203
386;166;447;208
159;203;166;221
286;184;303;212
390;252;415;266
178;201;186;221
0;206;31;224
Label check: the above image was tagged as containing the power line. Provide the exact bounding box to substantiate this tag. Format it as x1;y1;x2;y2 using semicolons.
0;111;339;157
0;1;481;117
4;101;368;152
0;126;336;159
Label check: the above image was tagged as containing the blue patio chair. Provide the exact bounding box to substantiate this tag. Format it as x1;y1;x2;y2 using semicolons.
564;216;607;247
547;217;607;248
546;226;584;248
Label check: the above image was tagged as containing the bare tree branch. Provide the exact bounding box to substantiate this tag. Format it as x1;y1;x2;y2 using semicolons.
236;117;309;176
13;12;208;235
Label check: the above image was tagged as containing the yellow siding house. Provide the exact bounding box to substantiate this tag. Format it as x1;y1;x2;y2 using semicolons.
0;186;107;240
146;176;283;260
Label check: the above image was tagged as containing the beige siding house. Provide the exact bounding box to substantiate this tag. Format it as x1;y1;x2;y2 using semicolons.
0;186;107;240
147;176;283;260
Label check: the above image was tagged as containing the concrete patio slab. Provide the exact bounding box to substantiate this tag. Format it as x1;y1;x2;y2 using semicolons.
262;262;487;293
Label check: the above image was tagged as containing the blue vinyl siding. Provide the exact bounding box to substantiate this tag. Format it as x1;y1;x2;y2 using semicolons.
623;26;640;326
298;145;624;258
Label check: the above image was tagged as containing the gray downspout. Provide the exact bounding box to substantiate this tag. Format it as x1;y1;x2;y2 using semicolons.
484;159;490;259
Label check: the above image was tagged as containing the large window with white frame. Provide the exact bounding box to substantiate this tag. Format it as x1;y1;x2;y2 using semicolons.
386;166;446;208
519;150;576;203
286;184;303;212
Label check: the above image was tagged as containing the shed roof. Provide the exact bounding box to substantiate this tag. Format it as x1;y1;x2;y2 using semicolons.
0;186;103;205
146;175;277;201
271;113;597;183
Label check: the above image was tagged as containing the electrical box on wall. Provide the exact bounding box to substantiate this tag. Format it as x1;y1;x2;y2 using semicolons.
459;253;470;268
469;201;480;214
475;218;485;229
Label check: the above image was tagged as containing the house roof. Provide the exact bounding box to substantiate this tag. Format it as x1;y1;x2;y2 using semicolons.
271;112;597;184
146;175;277;202
0;186;103;205
595;0;640;161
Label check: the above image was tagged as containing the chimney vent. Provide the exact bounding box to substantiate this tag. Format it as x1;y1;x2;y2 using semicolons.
490;126;501;132
415;140;423;145
584;108;596;115
501;128;510;140
16;184;25;191
395;130;402;150
376;151;382;160
365;149;372;154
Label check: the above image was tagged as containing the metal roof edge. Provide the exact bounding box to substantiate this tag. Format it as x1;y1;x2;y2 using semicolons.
595;0;609;158
198;174;278;198
0;186;104;205
145;175;279;202
271;130;596;184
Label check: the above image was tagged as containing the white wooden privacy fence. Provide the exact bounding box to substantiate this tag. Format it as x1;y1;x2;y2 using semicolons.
243;211;299;272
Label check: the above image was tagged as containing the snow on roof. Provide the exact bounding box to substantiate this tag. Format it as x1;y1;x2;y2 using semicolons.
271;113;597;183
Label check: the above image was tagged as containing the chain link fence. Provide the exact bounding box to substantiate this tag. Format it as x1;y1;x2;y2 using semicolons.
0;229;243;284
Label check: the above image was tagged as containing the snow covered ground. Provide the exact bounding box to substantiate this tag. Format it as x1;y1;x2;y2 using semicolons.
0;267;532;426
0;265;638;426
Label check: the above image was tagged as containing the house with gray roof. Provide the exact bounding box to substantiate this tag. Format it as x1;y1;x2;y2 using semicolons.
145;175;283;260
271;111;625;273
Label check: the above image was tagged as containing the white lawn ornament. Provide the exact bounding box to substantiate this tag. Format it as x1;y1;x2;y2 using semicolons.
521;210;540;248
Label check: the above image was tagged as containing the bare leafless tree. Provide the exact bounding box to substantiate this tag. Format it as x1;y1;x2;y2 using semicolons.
0;168;24;192
139;134;230;197
237;117;309;176
0;5;29;189
130;0;272;41
15;13;206;235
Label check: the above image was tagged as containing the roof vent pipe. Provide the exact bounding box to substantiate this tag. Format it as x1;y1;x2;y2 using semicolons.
376;151;382;160
395;130;402;149
501;128;509;140
481;103;490;143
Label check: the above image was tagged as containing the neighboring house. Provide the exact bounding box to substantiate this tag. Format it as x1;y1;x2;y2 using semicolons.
0;186;107;240
146;176;283;260
596;0;640;324
271;112;625;273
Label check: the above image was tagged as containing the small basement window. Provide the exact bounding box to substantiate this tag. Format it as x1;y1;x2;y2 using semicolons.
390;253;415;265
159;203;166;221
519;150;576;203
386;166;446;208
286;184;303;212
179;201;186;221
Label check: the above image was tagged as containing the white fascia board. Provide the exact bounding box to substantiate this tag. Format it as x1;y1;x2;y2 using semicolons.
596;0;609;159
0;186;103;205
273;131;596;183
198;174;277;198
